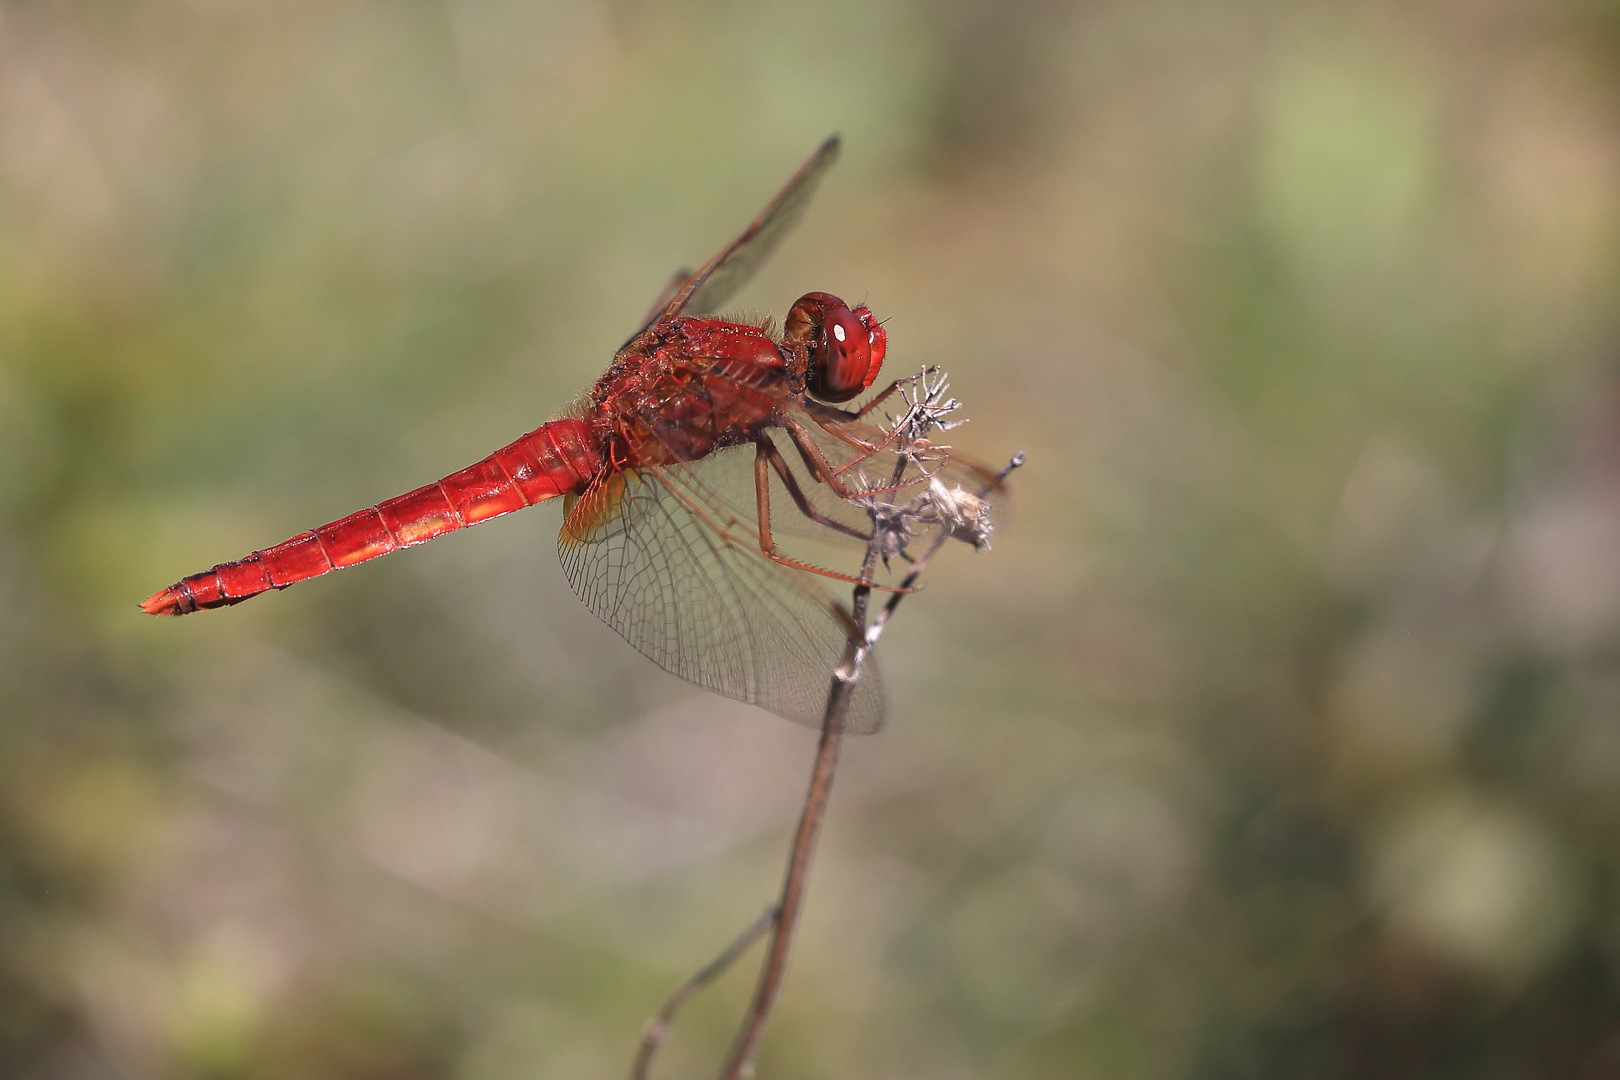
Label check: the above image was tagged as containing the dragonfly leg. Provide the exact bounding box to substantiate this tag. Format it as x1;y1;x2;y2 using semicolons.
798;399;891;461
780;417;927;501
751;441;912;593
801;377;905;424
852;378;906;419
796;400;906;478
754;439;869;544
827;418;903;477
796;393;938;479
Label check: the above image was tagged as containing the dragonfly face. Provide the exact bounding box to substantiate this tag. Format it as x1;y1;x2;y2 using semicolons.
784;291;888;404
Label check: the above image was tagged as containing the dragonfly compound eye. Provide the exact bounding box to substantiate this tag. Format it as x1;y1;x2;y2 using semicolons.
791;293;887;403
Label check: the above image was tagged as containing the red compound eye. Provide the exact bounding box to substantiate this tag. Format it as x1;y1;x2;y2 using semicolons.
789;292;887;403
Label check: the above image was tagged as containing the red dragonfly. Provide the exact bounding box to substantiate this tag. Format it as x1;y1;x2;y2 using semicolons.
143;137;1002;732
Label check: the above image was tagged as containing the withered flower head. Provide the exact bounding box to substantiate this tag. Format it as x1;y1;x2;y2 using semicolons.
846;368;1000;562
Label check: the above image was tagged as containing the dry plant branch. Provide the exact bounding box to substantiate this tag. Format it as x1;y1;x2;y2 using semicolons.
631;369;1022;1080
715;542;881;1080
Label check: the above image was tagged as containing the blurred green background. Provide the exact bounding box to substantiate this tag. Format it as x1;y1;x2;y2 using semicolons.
5;1;1620;1077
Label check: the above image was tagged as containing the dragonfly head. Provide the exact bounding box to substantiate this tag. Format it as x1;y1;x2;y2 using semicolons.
786;292;887;403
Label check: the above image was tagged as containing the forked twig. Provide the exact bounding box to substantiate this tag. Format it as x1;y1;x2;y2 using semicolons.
630;905;778;1080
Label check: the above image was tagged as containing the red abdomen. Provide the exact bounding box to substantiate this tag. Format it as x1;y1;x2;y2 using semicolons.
142;418;602;616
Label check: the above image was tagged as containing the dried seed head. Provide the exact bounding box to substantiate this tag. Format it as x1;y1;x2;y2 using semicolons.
841;367;1001;562
925;479;995;551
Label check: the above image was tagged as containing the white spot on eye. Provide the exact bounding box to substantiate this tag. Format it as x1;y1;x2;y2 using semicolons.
833;323;846;342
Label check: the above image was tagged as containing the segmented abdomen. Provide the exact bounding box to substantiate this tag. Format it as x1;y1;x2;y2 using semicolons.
141;418;602;616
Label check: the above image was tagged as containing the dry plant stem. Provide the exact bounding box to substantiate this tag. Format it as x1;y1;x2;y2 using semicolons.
630;904;778;1080
634;396;1021;1080
715;452;1023;1078
716;547;881;1080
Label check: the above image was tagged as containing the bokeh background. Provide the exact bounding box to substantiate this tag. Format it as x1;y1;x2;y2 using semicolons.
5;1;1620;1077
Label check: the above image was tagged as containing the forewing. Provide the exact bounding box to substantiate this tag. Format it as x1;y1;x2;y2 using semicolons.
661;136;841;324
557;454;885;734
632;267;695;339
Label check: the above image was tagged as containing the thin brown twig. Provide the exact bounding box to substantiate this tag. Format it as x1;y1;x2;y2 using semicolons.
715;544;881;1080
629;904;778;1080
627;361;1023;1080
713;450;1024;1079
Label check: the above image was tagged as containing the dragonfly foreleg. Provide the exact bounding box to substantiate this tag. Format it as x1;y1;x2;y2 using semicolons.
796;401;906;477
852;378;906;419
798;392;952;481
780;417;926;501
796;403;889;466
800;376;905;425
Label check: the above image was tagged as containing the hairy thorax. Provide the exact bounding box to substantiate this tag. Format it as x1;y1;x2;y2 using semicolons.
592;317;798;468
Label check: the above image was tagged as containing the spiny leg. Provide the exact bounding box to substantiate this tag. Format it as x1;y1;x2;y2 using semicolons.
798;375;923;474
802;376;906;426
852;378;906;419
797;401;906;477
796;401;889;462
780;416;931;501
755;439;869;544
750;441;911;592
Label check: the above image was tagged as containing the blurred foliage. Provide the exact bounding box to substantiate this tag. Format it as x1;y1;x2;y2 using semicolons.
4;0;1620;1077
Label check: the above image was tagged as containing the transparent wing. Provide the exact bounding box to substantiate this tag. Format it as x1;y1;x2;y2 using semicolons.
557;450;886;734
631;267;694;342
647;426;872;551
622;137;840;349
